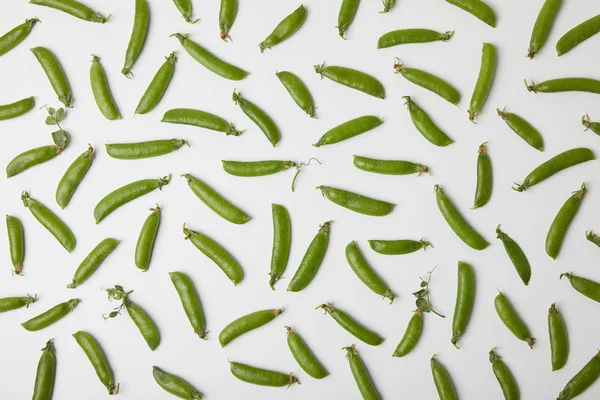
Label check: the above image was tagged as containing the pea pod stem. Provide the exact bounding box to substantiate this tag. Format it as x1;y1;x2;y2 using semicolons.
586;230;600;247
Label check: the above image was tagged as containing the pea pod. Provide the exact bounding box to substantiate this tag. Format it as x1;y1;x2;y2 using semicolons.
106;139;189;160
315;63;385;99
0;96;35;120
222;159;315;192
172;0;197;23
525;78;600;94
135;52;177;115
0;294;37;312
276;71;316;117
90;56;120;120
403;96;454;146
337;0;360;39
527;0;562;58
468;43;496;122
556;15;600;56
30;0;109;23
549;303;569;371
232;90;279;146
22;298;80;331
473;142;493;209
22;191;76;252
586;230;600;248
496;225;531;285
560;272;600;304
343;345;381;400
431;355;458;400
0;18;39;58
353;155;429;176
314;116;383;147
368;238;432;255
122;0;149;77
269;204;291;290
557;351;600;400
219;308;283;347
582;114;600;136
68;238;120;288
393;311;423;357
170;271;206;339
152;366;202;399
444;0;496;27
317;185;395;217
31;47;73;107
6;215;25;275
316;302;384;346
489;348;520;400
546;183;587;259
259;5;307;52
494;292;535;349
7;129;68;178
345;241;395;303
229;361;299;387
497;108;544;151
135;205;161;271
287;221;331;292
162;108;242;136
377;29;454;49
73;331;118;395
219;0;238;40
56;144;94;209
32;340;56;400
394;61;461;105
285;326;328;379
451;261;475;348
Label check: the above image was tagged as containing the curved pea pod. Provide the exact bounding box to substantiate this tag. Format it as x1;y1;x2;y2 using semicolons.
343;345;382;400
314;63;385;99
135;205;161;271
489;348;520;400
171;34;248;81
393;311;423;357
259;5;307;52
68;238;119;288
525;77;600;94
162;108;242;136
377;29;454;49
0;294;37;312
468;43;496;122
546;183;587;259
337;0;360;39
106;139;189;160
31;47;73;108
497;108;544;151
548;303;569;371
444;0;496;27
314;116;383;147
90;55;120;120
317;185;395;217
353;155;430;176
472;142;493;209
219;0;238;40
32;340;56;400
527;0;562;58
22;298;80;331
557;351;600;400
56;144;94;209
122;0;149;77
285;327;328;379
22;191;76;252
513;149;594;192
232;90;279;146
7;129;68;178
125;300;160;350
229;361;299;387
316;303;384;346
172;0;197;23
135;52;177;115
6;215;25;275
451;261;475;348
368;238;432;255
30;0;110;23
287;221;331;292
73;331;119;395
219;308;283;347
153;366;203;399
560;272;600;304
276;71;316;118
403;96;454;146
496;225;531;285
93;175;171;224
586;230;600;248
0;96;35;120
431;355;458;400
494;292;535;349
269;204;291;290
434;185;489;250
556;15;600;56
0;18;39;58
170;272;206;339
345;241;395;303
394;62;461;105
183;224;244;285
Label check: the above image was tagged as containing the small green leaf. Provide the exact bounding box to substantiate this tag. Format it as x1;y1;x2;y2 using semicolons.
420;280;428;288
412;288;426;298
416;298;429;312
55;108;65;121
45;116;57;125
48;107;56;116
108;311;119;318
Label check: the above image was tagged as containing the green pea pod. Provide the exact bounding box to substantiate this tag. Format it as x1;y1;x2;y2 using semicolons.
345;241;395;303
473;142;493;209
403;96;454;146
548;303;569;371
219;308;283;347
68;238;119;288
73;331;119;395
368;238;432;255
546;183;587;259
0;294;37;312
135;52;177;115
7;129;68;178
232;90;279;146
445;0;496;27
393;311;423;357
377;29;454;49
56;144;94;209
106;139;188;160
0;96;35;120
269;204;291;290
229;361;299;387
557;351;600;400
353;155;430;176
287;221;331;292
337;0;360;39
496;225;531;285
259;5;306;52
556;15;600;56
527;0;562;58
489;348;520;400
497;108;544;151
451;261;475;348
31;47;73;107
317;185;395;217
135;205;161;271
314;116;383;147
394;62;461;105
30;0;109;23
22;191;76;252
468;43;496;122
315;63;385;99
343;345;381;400
90;55;120;120
0;18;40;58
22;299;80;331
32;340;56;400
560;272;600;304
316;303;384;346
525;77;600;94
122;0;149;77
6;215;25;275
286;326;328;379
431;355;458;400
219;0;238;40
276;70;316;118
494;292;535;349
172;0;197;23
125;298;160;350
170;271;206;339
153;366;202;399
162;108;242;136
222;160;297;177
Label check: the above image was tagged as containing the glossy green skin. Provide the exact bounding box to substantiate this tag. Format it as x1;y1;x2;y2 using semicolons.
0;96;35;120
276;71;316;117
68;238;119;288
561;273;600;304
6;215;24;274
232;90;279;146
494;292;534;348
170;272;206;339
489;349;520;400
557;14;600;56
286;327;328;379
445;0;496;27
344;345;381;400
337;0;360;39
222;160;295;177
7;145;61;178
393;311;423;357
368;239;430;255
345;241;395;303
314;116;383;147
73;331;118;395
122;0;149;77
270;204;291;290
0;19;39;57
135;52;176;114
56;145;94;209
172;0;196;23
473;143;492;208
94;175;171;223
435;185;489;250
468;43;496;121
126;300;160;350
496;226;531;285
497;109;544;151
219;309;282;347
0;295;36;312
106;139;188;159
431;355;458;400
32;340;56;400
23;192;76;252
229;362;298;387
287;222;331;292
219;0;238;40
353;155;428;175
315;64;385;99
31;47;73;107
135;206;161;271
451;261;475;348
378;29;454;49
549;303;569;371
173;34;249;81
318;304;384;346
527;78;600;94
30;0;109;22
404;96;454;146
90;56;120;120
259;5;306;52
396;64;461;105
546;184;587;259
558;351;600;400
528;0;562;58
318;186;395;217
153;366;202;399
184;225;244;285
22;299;80;331
162;109;242;135
183;174;250;225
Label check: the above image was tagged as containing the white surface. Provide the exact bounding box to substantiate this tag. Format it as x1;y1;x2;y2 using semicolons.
1;0;600;399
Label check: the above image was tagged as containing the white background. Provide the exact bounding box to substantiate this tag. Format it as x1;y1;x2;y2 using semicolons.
1;0;600;399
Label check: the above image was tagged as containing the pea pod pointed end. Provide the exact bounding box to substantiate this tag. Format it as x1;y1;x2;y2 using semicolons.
489;347;500;362
496;107;507;119
451;332;461;349
560;272;573;281
170;32;188;45
287;373;300;387
468;108;479;123
66;281;78;289
527;338;536;349
232;89;243;104
269;273;281;290
315;302;333;313
158;175;172;189
258;42;269;53
512;181;529;192
393;58;404;74
121;66;133;78
524;79;537;93
342;344;357;357
383;290;396;304
226;123;244;136
313;63;326;77
92;12;111;24
526;47;537;59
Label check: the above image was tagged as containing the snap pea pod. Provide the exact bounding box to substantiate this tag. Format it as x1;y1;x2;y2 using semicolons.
0;97;35;120
528;0;562;58
368;239;432;255
337;0;361;39
496;225;531;285
68;238;119;288
219;0;238;40
259;5;307;52
219;308;283;347
22;191;75;252
6;215;25;275
229;361;299;387
315;63;385;99
169;271;206;339
345;241;395;303
316;303;384;346
135;52;177;115
489;348;520;400
0;294;36;312
30;0;110;23
287;221;332;292
546;183;587;260
403;96;454;146
445;0;496;27
557;351;600;400
269;204;291;290
377;29;454;49
314;116;383;147
7;129;68;178
122;0;149;77
560;272;600;304
106;139;188;160
556;15;600;56
32;340;56;400
73;331;119;395
344;345;381;400
549;303;569;371
394;61;461;105
582;114;600;136
497;108;544;151
22;299;80;331
494;292;535;349
90;56;120;120
431;355;458;400
232;90;279;146
353;155;429;176
162;108;242;136
172;0;197;23
473;142;492;209
286;326;328;379
31;47;73;107
222;159;314;192
451;261;475;349
56;144;94;209
276;71;316;118
526;78;600;94
0;18;39;58
152;366;202;399
135;205;161;272
468;42;496;122
393;311;423;357
317;185;395;216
